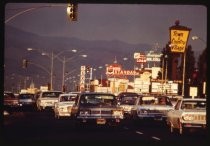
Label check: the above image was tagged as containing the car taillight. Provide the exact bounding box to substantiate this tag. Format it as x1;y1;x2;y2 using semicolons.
112;110;123;117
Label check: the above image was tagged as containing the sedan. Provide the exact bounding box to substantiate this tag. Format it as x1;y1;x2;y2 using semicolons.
132;95;174;122
54;93;78;119
166;98;206;134
71;92;124;127
36;90;63;111
18;93;36;109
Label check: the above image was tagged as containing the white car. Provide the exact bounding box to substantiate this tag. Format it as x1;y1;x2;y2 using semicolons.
132;95;174;122
118;94;140;119
166;98;206;134
54;93;78;119
36;91;63;111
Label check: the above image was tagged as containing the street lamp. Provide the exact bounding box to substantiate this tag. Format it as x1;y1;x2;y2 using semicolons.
192;36;206;44
192;35;206;97
56;52;87;92
5;4;73;24
27;48;84;91
169;20;191;96
27;48;54;90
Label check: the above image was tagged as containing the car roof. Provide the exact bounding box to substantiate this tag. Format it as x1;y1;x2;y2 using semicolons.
181;98;206;101
41;90;63;93
79;92;115;96
59;93;78;96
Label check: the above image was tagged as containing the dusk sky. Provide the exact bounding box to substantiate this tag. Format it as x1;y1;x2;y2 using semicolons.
5;3;207;53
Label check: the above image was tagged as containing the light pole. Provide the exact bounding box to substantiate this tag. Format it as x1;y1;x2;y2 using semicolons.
27;48;83;91
5;4;73;24
192;36;206;44
27;48;54;90
56;53;87;91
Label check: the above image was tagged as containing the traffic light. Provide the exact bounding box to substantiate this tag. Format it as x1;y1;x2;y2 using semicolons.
86;66;90;73
22;59;28;68
67;3;78;21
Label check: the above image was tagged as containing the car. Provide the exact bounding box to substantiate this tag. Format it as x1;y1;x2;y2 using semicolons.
118;93;141;119
54;93;78;119
36;90;63;111
117;92;139;101
131;95;174;122
4;91;20;109
71;92;124;127
166;98;206;135
18;93;36;109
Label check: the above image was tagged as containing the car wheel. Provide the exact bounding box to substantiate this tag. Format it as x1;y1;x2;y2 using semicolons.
54;113;58;119
37;105;41;111
170;122;174;133
179;122;183;135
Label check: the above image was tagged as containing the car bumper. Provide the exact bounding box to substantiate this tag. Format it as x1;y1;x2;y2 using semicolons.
76;117;123;126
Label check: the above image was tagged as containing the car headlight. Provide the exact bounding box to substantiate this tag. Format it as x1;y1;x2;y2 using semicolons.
112;110;123;117
79;110;90;115
182;114;194;121
138;109;148;114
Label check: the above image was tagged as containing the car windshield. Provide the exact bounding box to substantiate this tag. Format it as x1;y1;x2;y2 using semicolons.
80;94;116;106
42;92;62;98
60;95;77;102
140;96;172;106
120;96;138;105
181;100;206;110
19;94;34;99
4;92;16;98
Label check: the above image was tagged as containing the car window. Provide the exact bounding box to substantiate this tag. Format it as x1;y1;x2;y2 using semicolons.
19;94;34;99
181;100;206;110
175;100;181;110
140;96;155;105
42;92;62;98
80;94;116;106
4;92;16;98
121;96;138;105
60;95;77;102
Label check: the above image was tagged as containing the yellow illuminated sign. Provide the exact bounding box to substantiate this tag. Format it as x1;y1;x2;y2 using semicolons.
170;29;190;53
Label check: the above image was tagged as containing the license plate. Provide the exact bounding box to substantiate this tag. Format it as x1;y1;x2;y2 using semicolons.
96;118;106;124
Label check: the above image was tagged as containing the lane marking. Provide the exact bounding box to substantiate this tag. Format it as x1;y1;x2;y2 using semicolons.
135;131;143;135
152;136;161;141
123;126;129;130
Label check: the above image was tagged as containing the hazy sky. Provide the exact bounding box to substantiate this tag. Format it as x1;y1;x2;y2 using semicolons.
5;3;207;52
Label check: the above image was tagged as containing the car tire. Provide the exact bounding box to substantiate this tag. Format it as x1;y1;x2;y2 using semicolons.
179;122;183;135
170;122;174;133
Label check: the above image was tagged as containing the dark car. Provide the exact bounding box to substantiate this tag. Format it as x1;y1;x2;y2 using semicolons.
18;93;36;110
71;92;124;127
4;91;20;109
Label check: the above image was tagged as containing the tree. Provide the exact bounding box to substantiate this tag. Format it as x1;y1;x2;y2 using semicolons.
161;42;180;81
197;48;206;82
197;48;206;97
185;45;196;83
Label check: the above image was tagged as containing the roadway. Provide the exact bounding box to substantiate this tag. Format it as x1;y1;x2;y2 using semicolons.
2;108;208;146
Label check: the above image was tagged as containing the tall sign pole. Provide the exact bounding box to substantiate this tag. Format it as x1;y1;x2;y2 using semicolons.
169;20;191;96
80;66;86;92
